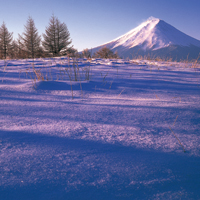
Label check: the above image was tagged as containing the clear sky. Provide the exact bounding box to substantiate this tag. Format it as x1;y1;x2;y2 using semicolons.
0;0;200;51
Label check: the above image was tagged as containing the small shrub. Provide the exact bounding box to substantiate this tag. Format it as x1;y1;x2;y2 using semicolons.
94;46;119;59
66;47;78;58
82;48;91;59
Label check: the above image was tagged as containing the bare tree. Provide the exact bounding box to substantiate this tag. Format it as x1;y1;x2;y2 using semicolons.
66;47;78;57
42;15;72;56
9;39;18;59
16;34;27;59
21;16;41;58
82;48;91;58
0;22;13;59
94;46;118;59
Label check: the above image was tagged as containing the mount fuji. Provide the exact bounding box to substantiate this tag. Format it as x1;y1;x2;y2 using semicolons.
91;17;200;60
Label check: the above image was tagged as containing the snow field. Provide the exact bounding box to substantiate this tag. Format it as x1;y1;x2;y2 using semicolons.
0;57;200;199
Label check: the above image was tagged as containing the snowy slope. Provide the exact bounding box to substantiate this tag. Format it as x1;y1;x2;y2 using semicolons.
0;58;200;199
106;17;200;50
91;17;200;60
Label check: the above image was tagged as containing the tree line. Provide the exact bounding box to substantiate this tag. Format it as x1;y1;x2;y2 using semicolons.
0;14;119;60
0;15;73;59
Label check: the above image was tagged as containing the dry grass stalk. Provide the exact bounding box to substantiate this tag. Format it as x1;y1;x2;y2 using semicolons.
117;89;125;98
169;126;186;153
173;115;178;126
154;93;160;100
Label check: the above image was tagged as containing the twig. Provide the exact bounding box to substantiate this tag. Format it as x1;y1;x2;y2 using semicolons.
173;115;178;126
117;89;125;98
169;126;186;153
154;92;160;100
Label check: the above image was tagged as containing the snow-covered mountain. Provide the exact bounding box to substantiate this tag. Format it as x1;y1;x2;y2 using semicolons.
91;17;200;60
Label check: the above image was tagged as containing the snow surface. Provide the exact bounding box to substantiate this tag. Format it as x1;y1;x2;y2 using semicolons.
103;17;200;51
0;57;200;199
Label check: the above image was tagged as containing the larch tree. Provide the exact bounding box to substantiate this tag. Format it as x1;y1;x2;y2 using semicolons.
21;16;41;58
0;22;13;59
10;39;18;59
42;15;72;56
17;34;27;59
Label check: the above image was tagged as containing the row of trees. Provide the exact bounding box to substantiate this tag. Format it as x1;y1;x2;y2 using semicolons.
0;15;119;60
0;15;72;59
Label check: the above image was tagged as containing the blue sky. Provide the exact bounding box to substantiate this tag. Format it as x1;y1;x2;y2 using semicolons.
1;0;200;51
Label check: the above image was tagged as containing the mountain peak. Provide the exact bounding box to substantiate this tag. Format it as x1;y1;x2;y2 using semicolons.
103;17;200;51
91;17;200;60
146;16;160;22
106;17;162;50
